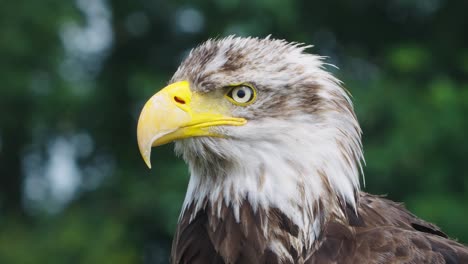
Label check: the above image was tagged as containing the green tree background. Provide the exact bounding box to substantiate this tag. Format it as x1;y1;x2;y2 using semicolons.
0;0;467;263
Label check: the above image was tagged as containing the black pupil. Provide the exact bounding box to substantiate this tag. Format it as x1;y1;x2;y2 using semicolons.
236;89;246;98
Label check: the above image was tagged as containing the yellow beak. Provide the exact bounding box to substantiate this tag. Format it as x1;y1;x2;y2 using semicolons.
137;81;246;168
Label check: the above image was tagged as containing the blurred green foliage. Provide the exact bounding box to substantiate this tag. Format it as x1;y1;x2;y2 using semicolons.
0;0;467;263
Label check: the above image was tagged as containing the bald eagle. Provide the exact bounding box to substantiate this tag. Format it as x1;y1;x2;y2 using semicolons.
137;36;468;263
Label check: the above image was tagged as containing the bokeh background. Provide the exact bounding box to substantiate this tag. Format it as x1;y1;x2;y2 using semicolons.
1;0;467;263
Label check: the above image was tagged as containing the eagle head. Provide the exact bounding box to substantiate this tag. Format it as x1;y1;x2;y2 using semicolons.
137;36;363;241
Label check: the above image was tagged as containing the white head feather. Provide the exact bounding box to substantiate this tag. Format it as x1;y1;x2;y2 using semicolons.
171;36;364;248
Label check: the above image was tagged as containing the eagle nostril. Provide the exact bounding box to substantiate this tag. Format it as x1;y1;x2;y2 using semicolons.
174;96;186;104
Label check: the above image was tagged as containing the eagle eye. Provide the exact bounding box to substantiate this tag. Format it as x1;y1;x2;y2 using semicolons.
225;84;256;106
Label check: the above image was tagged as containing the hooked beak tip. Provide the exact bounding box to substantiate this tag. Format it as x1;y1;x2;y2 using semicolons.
139;145;152;169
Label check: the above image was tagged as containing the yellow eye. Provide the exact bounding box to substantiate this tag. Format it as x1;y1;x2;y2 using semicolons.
226;85;256;106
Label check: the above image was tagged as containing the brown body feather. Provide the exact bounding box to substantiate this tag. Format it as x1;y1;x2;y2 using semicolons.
171;193;468;264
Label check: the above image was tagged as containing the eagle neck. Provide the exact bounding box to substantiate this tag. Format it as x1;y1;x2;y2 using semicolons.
179;142;359;254
176;111;363;258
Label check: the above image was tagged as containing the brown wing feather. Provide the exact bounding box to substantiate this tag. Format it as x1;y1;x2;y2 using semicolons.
307;192;468;263
357;193;447;238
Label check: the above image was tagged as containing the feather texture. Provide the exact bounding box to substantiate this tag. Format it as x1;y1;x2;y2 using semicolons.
161;36;468;263
172;193;468;263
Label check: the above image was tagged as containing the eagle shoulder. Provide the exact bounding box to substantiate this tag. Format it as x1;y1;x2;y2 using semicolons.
307;192;468;264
